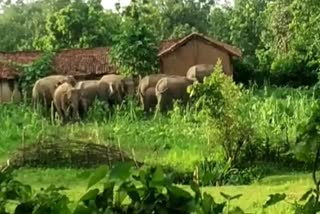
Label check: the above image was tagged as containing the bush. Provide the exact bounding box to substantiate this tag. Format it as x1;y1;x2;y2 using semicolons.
188;59;253;166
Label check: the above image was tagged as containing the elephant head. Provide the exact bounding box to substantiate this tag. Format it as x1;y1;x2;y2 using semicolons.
186;64;214;83
98;81;115;102
55;75;77;88
65;88;81;120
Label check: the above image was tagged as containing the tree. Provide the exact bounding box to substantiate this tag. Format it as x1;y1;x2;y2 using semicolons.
38;0;120;50
229;0;269;67
110;0;159;77
257;0;320;86
208;6;232;43
156;0;214;40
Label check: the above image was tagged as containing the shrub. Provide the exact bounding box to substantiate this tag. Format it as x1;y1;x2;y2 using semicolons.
188;59;253;166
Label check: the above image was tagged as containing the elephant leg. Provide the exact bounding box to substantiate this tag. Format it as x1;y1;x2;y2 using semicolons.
72;107;80;122
163;95;173;112
157;94;167;113
143;96;149;112
78;103;85;119
150;96;157;112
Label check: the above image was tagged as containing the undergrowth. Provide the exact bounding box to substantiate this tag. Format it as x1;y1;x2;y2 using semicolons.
0;84;318;186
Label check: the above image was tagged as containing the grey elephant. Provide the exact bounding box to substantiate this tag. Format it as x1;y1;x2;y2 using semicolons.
32;75;77;110
143;87;157;112
186;64;214;83
155;76;194;112
138;73;171;112
53;82;81;122
75;80;114;114
100;74;135;106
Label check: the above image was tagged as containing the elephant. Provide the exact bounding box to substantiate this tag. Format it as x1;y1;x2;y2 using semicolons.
75;80;114;114
32;75;77;111
138;73;172;112
100;74;135;106
155;76;195;112
143;87;157;112
186;64;215;83
53;82;81;122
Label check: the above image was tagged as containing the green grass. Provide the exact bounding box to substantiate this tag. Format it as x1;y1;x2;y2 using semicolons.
13;168;315;213
0;86;319;212
1;86;316;171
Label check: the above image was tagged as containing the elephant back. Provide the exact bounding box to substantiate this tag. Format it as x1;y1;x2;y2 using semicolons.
139;74;168;95
186;64;214;82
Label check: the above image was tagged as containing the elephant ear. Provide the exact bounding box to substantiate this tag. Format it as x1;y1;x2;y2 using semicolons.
66;75;77;86
55;80;64;88
66;89;74;101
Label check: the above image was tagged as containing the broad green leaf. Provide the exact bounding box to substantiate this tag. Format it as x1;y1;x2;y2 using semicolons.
14;202;34;214
151;167;167;186
72;205;92;214
263;193;286;208
229;206;245;214
114;190;128;206
299;189;314;201
87;165;108;189
79;189;99;202
167;185;192;200
109;163;133;181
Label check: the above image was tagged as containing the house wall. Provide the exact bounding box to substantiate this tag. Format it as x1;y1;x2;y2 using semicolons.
0;79;21;103
160;38;233;76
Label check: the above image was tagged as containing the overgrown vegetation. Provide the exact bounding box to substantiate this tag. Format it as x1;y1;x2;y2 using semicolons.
18;51;54;93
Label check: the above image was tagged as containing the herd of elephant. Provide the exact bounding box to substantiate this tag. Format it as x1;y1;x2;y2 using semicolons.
31;64;215;121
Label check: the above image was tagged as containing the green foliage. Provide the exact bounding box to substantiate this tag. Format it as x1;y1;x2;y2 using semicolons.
189;59;242;119
188;60;252;165
18;51;54;94
0;165;245;214
39;0;120;50
110;1;159;77
75;164;241;214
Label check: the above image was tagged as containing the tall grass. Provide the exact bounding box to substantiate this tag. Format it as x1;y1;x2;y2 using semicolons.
0;86;317;171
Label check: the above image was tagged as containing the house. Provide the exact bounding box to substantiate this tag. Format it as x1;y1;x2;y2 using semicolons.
158;32;242;76
0;47;115;103
0;33;241;103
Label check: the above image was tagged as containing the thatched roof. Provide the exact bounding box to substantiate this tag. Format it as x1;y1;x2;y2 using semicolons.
158;32;242;58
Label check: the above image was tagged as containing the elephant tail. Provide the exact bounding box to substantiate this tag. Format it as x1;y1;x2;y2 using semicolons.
31;82;41;110
137;81;145;105
155;78;168;97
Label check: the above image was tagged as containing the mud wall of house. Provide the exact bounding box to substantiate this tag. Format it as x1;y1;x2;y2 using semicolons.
195;40;232;76
0;79;21;103
160;40;197;76
160;39;233;76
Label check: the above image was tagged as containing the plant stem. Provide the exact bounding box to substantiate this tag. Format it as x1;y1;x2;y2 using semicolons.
312;144;320;205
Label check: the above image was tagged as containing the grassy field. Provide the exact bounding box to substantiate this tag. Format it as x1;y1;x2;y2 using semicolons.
0;86;318;212
12;168;314;213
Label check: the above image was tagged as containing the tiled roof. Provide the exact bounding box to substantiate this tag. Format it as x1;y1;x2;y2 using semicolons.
0;48;114;80
158;32;242;57
0;34;241;80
